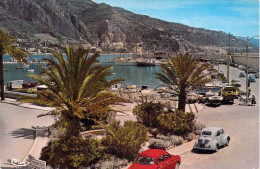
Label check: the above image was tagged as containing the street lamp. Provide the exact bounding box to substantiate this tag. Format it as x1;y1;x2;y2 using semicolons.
233;35;259;104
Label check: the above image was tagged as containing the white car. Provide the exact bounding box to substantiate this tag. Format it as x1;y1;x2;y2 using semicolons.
193;127;230;152
231;79;241;87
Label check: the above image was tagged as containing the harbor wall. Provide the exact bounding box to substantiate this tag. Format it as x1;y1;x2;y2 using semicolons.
196;53;259;71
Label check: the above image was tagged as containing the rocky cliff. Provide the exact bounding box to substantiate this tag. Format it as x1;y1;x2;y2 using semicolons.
0;0;257;53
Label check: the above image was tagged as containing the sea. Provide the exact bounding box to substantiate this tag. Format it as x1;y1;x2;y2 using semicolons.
3;54;164;89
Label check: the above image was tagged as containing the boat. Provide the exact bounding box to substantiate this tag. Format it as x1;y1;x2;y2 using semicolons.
22;81;39;89
114;60;137;65
136;61;156;66
3;69;8;71
37;85;48;91
16;66;23;69
208;96;223;105
124;84;137;92
27;69;34;73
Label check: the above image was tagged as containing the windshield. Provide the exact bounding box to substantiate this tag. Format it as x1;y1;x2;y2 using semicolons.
137;156;155;165
224;87;236;92
232;80;240;82
202;131;212;135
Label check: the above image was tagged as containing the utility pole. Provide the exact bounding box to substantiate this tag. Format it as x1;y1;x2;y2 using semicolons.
227;33;230;85
245;37;249;104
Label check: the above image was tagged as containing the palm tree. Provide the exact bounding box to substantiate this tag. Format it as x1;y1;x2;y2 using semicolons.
27;46;122;137
155;53;211;112
0;29;27;100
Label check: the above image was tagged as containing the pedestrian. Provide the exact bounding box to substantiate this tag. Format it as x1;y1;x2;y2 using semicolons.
251;95;256;106
248;86;252;96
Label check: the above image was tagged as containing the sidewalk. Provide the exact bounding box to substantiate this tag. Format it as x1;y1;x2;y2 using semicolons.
1;98;55;111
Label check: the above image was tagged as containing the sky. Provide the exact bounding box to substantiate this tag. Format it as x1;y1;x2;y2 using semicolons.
93;0;259;37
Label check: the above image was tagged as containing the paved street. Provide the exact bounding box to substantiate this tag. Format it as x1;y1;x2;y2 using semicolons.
0;102;54;168
180;64;259;169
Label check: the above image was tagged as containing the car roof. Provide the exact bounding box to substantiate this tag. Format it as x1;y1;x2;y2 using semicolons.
139;149;167;158
202;127;222;133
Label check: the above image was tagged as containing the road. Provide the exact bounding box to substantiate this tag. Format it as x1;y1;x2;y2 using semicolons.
0;102;54;168
181;64;259;169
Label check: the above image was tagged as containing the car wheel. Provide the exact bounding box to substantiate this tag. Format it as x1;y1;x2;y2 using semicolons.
175;163;180;169
226;137;230;146
215;144;219;152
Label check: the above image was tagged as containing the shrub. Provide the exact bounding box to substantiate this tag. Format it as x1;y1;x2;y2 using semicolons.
157;110;195;136
40;136;103;169
192;122;206;135
184;133;196;142
149;138;171;150
170;135;184;146
94;156;128;169
133;102;165;128
102;121;148;161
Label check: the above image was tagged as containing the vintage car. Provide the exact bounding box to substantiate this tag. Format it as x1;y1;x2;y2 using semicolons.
193;127;230;152
129;149;181;169
254;72;259;79
231;79;241;87
221;86;238;102
239;71;246;77
248;75;256;82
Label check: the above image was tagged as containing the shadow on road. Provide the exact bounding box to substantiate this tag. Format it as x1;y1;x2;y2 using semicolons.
11;127;36;139
11;126;49;139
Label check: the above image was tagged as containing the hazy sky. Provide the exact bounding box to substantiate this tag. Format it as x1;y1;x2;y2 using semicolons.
93;0;259;37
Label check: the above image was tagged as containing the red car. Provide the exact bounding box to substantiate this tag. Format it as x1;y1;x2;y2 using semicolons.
129;149;181;169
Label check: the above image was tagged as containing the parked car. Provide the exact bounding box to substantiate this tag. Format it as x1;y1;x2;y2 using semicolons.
254;72;259;79
231;79;241;87
238;65;246;70
193;127;230;152
239;71;246;77
248;75;256;82
233;63;239;68
129;149;181;169
245;67;256;74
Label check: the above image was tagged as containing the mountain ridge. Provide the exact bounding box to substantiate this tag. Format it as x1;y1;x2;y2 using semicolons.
0;0;258;53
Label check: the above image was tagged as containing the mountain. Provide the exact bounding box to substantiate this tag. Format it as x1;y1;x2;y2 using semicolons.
0;0;258;53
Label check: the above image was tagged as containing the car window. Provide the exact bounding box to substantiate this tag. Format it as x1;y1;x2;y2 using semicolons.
137;156;155;165
202;131;211;135
220;129;224;134
158;155;164;163
216;130;220;136
165;153;170;160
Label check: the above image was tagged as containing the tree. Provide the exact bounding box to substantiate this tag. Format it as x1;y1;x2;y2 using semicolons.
155;53;211;112
0;29;27;100
27;46;122;137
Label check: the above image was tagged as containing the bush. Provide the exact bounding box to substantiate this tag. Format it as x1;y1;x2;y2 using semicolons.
40;136;103;169
149;138;171;150
133;102;165;128
184;133;196;142
192;122;206;135
94;156;128;169
170;135;184;146
102;121;148;161
158;110;195;136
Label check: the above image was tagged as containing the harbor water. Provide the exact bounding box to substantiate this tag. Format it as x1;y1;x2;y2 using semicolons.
3;54;163;89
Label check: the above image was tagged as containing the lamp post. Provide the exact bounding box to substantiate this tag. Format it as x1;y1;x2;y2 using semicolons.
233;35;259;104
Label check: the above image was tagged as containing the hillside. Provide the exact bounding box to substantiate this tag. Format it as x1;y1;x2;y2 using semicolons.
0;0;258;53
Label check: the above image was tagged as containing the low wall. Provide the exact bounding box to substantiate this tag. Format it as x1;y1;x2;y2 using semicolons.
196;53;259;71
5;91;37;99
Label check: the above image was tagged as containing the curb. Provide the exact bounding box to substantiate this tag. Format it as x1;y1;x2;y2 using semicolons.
23;129;38;162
